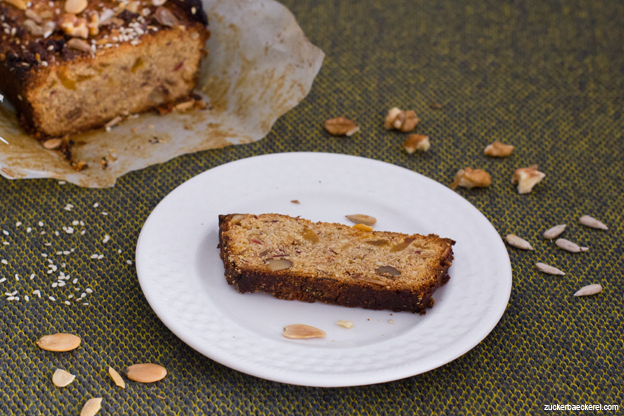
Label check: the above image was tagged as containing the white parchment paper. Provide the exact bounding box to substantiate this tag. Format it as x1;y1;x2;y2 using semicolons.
0;0;324;187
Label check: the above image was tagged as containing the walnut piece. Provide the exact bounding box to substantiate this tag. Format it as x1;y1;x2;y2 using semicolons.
384;107;419;132
512;165;545;194
484;141;514;157
450;168;492;190
324;117;359;136
403;134;430;153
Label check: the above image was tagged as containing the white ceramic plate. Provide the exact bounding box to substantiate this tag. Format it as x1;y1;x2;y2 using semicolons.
136;153;512;387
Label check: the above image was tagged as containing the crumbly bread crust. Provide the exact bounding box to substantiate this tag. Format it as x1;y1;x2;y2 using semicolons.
218;214;455;314
0;0;209;138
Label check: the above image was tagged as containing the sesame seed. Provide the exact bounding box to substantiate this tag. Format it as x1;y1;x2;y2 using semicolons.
55;231;60;236
126;260;133;265
25;295;29;302
72;221;79;225
2;242;8;246
1;260;7;264
49;296;56;301
27;228;32;233
81;230;86;235
97;255;104;260
58;281;65;287
63;251;70;255
102;212;108;216
16;222;21;227
64;301;70;305
68;294;74;299
56;251;62;255
52;283;58;288
83;303;89;306
2;230;8;235
90;254;98;259
38;221;44;226
93;203;99;208
33;290;41;298
47;270;53;274
58;180;66;185
7;296;14;301
0;278;6;283
30;274;35;280
86;288;93;293
80;221;85;226
73;278;78;284
117;249;122;253
40;231;45;235
102;235;110;243
15;274;19;281
42;253;48;257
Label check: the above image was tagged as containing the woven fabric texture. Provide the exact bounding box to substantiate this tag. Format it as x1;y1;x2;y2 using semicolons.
1;0;623;414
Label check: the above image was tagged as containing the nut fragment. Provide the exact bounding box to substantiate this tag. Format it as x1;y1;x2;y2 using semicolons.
505;234;533;250
555;238;588;253
24;19;46;36
126;363;167;383
543;224;566;239
52;368;76;387
403;134;430;153
80;398;102;416
574;284;602;297
352;274;389;286
3;0;27;10
265;258;292;271
579;215;608;230
43;138;63;150
352;223;373;232
152;0;167;5
25;9;44;23
376;265;400;276
65;0;88;15
535;262;565;276
512;165;545;194
384;107;419;132
282;324;326;339
324;117;360;136
154;7;179;27
36;333;81;351
450;168;492;190
108;367;125;388
60;14;89;38
484;141;514;157
67;38;93;54
336;320;354;329
345;214;377;226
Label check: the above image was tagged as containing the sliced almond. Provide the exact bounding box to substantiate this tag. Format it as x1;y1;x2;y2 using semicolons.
80;398;102;416
126;363;167;383
574;284;602;297
36;333;81;352
265;258;292;271
535;262;565;276
543;224;566;239
282;324;326;339
505;234;533;250
336;320;354;329
43;138;63;150
345;214;377;226
579;215;608;230
555;238;588;253
108;367;125;388
52;368;76;387
65;0;88;15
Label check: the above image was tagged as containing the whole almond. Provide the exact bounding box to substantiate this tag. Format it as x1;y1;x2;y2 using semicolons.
543;224;566;239
36;333;81;352
574;284;602;297
52;368;76;387
345;214;377;226
65;0;88;15
505;234;533;250
80;398;102;416
579;215;608;230
283;324;326;339
108;367;125;388
126;363;167;383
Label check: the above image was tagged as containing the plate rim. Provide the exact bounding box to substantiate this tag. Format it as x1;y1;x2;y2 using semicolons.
136;152;512;387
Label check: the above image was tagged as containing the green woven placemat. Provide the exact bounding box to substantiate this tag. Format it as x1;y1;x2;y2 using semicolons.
1;0;623;414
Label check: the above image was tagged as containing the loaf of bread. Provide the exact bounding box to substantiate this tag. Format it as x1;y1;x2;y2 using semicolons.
218;214;455;314
0;0;209;138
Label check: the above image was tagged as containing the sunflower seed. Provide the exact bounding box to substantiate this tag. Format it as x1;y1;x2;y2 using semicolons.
36;333;81;352
126;363;167;383
108;367;125;388
555;238;588;253
579;215;608;230
80;398;102;416
536;262;565;275
52;368;76;387
282;324;326;339
574;284;602;297
543;224;566;239
505;234;534;250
